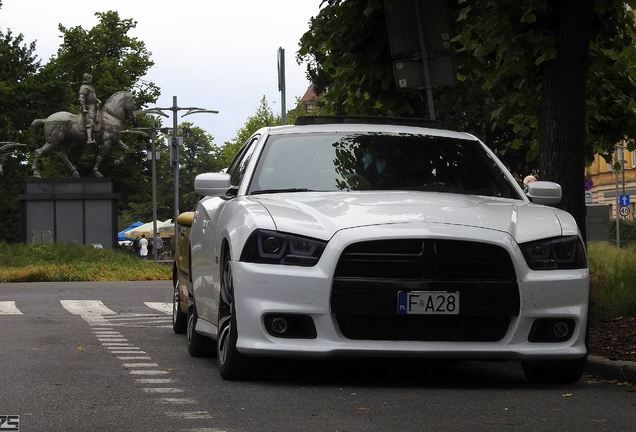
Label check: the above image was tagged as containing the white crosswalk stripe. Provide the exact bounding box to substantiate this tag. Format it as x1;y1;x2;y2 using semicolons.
1;297;216;428
0;300;172;328
60;300;118;325
0;301;22;315
60;300;171;327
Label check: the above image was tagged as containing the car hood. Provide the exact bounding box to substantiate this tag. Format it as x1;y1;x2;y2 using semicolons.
251;191;574;244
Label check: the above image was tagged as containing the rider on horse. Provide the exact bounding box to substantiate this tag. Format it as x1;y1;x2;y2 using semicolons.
78;73;101;144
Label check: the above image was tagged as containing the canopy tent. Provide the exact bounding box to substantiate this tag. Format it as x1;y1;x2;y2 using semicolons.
158;219;175;236
118;221;143;241
124;220;165;238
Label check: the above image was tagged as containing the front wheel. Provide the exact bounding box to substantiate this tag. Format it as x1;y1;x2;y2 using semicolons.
522;356;587;384
217;254;265;380
187;303;214;357
172;277;187;334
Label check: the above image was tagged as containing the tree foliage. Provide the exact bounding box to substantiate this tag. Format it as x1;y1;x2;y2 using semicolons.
0;11;160;242
115;121;225;226
223;96;281;164
298;0;636;240
0;29;56;243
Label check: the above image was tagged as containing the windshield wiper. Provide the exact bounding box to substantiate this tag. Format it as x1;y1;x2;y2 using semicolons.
250;188;312;195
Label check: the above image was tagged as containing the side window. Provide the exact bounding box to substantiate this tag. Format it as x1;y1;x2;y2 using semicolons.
228;136;260;187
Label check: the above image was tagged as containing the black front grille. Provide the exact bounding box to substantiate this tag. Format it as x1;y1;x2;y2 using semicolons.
335;239;515;281
337;315;511;342
331;239;519;342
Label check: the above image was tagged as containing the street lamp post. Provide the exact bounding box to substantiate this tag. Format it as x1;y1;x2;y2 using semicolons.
129;115;169;263
135;97;218;248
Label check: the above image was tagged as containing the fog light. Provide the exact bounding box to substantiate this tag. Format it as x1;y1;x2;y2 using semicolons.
528;318;575;342
271;317;288;334
552;322;570;338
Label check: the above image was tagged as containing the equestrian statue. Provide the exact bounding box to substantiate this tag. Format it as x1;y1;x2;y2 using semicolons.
31;74;136;178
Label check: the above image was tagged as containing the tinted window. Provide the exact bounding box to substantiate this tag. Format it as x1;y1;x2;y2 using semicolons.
228;136;259;187
249;132;520;199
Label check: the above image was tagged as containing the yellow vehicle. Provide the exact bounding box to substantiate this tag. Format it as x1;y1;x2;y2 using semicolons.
171;211;194;335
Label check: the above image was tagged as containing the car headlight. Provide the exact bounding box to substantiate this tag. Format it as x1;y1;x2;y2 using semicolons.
519;236;587;270
240;229;327;267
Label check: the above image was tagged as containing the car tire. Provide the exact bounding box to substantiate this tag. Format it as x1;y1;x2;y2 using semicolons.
217;254;264;380
172;277;187;334
521;356;587;384
187;302;214;357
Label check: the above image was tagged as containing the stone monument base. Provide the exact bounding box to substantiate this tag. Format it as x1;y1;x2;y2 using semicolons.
19;178;120;249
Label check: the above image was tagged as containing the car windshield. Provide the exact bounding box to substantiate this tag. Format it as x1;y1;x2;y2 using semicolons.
248;132;521;199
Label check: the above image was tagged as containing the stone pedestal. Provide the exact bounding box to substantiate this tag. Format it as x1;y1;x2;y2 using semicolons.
19;178;120;249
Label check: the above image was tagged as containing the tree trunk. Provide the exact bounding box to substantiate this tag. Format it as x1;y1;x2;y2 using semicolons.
539;0;592;242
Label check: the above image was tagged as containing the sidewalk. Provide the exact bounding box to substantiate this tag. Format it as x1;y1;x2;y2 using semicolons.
587;356;636;384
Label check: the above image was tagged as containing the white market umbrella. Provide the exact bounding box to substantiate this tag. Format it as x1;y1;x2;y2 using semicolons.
158;219;174;236
124;220;164;238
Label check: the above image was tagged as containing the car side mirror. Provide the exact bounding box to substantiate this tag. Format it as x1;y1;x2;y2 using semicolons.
194;172;232;197
176;211;195;228
525;181;562;205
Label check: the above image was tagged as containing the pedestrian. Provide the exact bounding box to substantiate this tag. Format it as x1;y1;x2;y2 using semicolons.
154;234;164;258
132;236;140;257
139;234;149;259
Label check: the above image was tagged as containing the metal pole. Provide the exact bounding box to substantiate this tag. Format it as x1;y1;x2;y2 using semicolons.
615;145;620;248
278;48;287;125
133;101;218;257
414;0;436;121
151;116;158;263
173;96;180;244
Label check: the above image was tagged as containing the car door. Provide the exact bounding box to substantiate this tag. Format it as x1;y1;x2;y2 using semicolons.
191;136;261;331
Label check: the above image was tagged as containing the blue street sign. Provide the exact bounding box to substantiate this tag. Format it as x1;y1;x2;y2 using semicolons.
584;177;593;191
619;194;630;206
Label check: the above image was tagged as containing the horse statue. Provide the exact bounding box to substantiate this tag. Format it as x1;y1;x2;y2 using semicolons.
30;90;136;178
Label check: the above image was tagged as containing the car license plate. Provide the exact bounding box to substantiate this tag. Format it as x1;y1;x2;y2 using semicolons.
397;291;459;315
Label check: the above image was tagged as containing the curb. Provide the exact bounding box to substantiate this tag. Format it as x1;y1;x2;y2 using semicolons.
586;355;636;384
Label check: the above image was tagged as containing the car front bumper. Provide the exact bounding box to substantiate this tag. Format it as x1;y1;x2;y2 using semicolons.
231;225;589;361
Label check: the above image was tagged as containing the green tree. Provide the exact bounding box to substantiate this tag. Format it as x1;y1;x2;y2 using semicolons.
36;11;159;227
298;0;636;240
35;10;159;180
0;28;68;243
120;122;225;225
175;123;225;213
0;11;160;243
223;96;281;164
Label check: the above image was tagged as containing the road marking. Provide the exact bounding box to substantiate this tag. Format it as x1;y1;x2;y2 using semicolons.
143;388;184;393
129;370;169;375
0;301;22;315
60;300;117;325
165;411;213;420
123;363;159;368
118;356;152;360
189;429;228;432
135;379;175;384
156;398;196;405
145;302;172;314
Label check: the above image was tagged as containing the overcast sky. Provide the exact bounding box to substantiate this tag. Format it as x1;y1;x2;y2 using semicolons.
2;0;321;145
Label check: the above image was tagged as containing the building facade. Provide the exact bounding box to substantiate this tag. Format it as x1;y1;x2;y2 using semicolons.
585;148;636;220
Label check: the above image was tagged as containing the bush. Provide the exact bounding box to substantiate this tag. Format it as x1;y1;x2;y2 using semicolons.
0;242;170;282
588;241;636;320
609;218;636;248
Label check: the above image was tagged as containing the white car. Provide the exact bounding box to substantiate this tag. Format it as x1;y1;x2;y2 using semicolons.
174;116;589;383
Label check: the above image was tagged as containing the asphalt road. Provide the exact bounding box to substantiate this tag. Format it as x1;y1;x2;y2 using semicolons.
1;281;635;432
